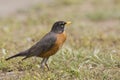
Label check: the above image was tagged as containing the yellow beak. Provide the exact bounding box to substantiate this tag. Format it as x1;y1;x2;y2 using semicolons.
66;21;71;25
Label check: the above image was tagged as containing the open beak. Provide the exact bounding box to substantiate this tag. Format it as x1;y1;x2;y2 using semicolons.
66;21;71;25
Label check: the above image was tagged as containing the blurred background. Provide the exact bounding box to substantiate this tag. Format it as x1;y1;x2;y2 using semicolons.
0;0;120;80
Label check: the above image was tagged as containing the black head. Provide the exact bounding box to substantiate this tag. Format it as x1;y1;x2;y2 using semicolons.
51;21;71;33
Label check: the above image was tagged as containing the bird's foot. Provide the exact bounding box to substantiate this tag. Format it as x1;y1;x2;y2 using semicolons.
45;63;50;71
40;64;50;71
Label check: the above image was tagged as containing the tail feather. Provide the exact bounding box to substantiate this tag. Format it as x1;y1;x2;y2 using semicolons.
5;50;28;61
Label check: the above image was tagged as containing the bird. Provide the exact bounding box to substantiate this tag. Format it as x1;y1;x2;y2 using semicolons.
5;21;71;70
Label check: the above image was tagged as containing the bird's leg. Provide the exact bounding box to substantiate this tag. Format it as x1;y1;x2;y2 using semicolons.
40;58;45;69
44;57;50;70
40;58;49;70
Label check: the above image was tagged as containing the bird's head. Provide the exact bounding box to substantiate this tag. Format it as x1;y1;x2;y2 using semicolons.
51;21;71;33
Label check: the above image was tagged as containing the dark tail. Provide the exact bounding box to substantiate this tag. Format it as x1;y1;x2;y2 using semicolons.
5;50;29;61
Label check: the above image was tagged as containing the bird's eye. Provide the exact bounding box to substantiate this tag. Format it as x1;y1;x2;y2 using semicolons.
61;25;64;28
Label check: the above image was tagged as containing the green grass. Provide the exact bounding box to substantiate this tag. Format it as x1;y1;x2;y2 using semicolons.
0;0;120;80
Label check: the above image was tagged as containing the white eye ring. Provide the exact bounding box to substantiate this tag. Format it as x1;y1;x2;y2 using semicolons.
61;25;64;27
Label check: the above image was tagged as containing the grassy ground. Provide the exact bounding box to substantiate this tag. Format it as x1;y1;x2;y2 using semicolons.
0;0;120;80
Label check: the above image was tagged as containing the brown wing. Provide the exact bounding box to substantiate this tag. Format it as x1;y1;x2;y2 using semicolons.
39;31;67;57
24;32;57;58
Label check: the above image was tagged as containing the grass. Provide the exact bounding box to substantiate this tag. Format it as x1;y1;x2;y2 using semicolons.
0;0;120;80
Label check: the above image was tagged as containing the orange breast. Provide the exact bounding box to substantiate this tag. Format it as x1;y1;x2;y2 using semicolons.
41;31;67;58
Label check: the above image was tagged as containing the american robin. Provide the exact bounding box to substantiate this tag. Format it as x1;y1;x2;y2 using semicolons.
5;21;71;70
